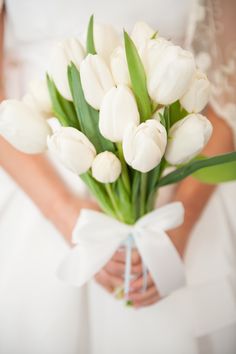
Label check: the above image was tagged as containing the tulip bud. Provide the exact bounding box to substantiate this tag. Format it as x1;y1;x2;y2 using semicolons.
80;54;115;110
0;99;51;153
131;21;156;48
93;23;120;63
123;119;167;173
147;44;195;105
47;127;96;174
165;114;213;165
99;85;140;142
49;38;85;100
23;79;52;118
110;46;131;86
92;151;121;183
180;70;210;113
139;37;172;74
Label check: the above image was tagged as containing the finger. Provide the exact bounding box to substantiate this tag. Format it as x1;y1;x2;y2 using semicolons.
104;260;143;278
104;260;125;276
112;249;142;265
134;294;160;308
130;273;153;292
95;269;123;292
95;271;114;293
127;285;159;303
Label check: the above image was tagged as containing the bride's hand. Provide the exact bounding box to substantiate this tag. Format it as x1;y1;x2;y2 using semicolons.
95;249;142;293
95;250;160;307
128;272;160;308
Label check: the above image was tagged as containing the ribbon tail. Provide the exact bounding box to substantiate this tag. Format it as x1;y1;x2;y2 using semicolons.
57;240;121;287
135;230;186;297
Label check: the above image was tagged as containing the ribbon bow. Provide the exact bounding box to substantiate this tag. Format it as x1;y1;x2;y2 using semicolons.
58;202;186;296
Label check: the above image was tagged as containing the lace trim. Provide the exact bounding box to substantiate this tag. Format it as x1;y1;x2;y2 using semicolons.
186;0;236;146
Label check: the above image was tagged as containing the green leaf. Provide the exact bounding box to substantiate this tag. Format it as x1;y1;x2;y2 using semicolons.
86;15;96;54
193;160;236;184
68;63;115;153
163;106;170;132
131;170;141;220
157;152;236;187
80;173;116;218
124;31;152;122
169;100;188;126
115;178;134;224
46;74;79;129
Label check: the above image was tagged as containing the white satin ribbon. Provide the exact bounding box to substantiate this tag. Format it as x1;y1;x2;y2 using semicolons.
58;202;186;296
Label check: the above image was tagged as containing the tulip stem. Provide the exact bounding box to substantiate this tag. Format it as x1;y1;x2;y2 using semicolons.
116;143;131;195
140;173;147;216
105;183;124;222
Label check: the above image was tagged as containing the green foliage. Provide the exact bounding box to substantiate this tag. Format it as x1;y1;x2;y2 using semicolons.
86;15;96;54
46;74;79;128
169;100;188;126
124;31;152;122
157;152;236;187
193;159;236;184
67;63;115;153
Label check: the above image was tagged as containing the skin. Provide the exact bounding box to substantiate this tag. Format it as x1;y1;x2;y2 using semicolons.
0;9;234;308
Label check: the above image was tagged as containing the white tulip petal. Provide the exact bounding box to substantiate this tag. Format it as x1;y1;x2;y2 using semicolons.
99;85;140;142
80;54;115;109
165;114;213;165
0;100;51;153
147;45;195;105
110;46;130;86
123;119;167;172
180;70;211;113
131;21;156;48
23;79;52;118
47;127;96;175
94;23;120;62
49;38;85;101
92;151;121;183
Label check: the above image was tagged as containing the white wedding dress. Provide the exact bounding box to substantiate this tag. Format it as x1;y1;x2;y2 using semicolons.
0;1;236;354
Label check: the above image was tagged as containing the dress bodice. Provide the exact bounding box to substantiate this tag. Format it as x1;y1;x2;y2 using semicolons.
5;0;191;43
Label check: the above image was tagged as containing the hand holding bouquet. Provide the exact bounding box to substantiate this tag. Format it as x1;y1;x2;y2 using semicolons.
1;16;236;299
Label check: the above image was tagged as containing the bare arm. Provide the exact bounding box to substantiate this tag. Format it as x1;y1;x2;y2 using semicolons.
0;11;97;243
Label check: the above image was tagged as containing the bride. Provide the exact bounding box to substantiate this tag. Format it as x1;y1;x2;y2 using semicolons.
0;0;235;353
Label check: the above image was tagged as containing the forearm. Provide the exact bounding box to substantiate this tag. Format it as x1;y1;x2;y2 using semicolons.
168;106;234;257
0;137;84;241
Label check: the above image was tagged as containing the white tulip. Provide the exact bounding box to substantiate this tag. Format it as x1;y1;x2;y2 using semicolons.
180;70;211;113
165;114;213;165
110;46;131;86
131;21;156;48
0;100;51;153
99;85;140;142
49;38;85;100
23;79;52;118
92;151;121;183
123;119;167;173
139;37;172;74
93;23;120;63
80;54;115;110
147;44;195;105
47;127;96;175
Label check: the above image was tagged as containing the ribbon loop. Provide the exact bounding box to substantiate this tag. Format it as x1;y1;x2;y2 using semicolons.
58;202;186;297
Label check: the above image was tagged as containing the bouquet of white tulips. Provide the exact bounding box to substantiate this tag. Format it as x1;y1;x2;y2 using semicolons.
1;16;236;297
